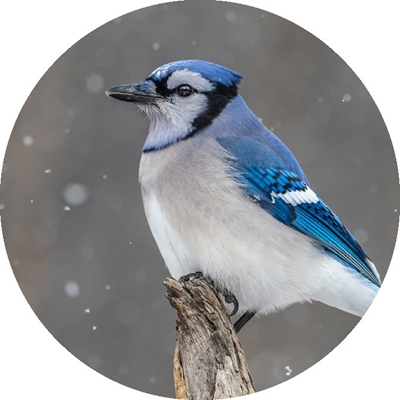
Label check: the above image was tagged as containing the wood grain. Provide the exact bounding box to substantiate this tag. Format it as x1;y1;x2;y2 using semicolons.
164;276;255;399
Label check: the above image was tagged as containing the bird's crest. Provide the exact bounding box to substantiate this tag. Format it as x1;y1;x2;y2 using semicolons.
149;60;243;89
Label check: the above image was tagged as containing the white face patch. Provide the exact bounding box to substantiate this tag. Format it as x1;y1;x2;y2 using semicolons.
141;69;216;151
157;92;208;130
142;90;209;151
166;70;214;92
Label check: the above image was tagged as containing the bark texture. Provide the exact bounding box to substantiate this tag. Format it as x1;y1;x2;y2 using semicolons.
164;276;255;400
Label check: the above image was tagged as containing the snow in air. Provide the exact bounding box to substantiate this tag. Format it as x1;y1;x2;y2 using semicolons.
105;285;111;290
85;308;90;313
64;205;71;211
64;280;80;297
285;366;293;376
63;183;89;206
23;135;34;146
86;73;105;94
226;11;237;22
0;204;4;210
88;354;102;369
354;229;368;245
152;42;160;51
45;169;51;174
342;93;352;102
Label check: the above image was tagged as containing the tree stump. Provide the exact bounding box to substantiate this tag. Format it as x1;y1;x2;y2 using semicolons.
163;275;255;399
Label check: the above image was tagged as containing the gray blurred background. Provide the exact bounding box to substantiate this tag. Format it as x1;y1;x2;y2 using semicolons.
1;1;399;398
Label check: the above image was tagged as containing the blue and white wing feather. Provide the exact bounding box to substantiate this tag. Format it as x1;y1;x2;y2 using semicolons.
218;136;381;288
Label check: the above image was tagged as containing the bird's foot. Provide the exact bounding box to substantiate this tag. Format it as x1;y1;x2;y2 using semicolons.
178;272;239;317
200;276;240;317
204;278;240;317
179;271;204;283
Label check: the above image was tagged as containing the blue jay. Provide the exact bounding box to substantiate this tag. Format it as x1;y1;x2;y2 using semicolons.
106;60;381;332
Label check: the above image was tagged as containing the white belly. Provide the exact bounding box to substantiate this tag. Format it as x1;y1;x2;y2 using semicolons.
139;138;377;316
142;191;198;278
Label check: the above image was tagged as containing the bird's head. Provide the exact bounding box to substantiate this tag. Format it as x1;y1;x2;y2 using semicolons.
106;60;243;151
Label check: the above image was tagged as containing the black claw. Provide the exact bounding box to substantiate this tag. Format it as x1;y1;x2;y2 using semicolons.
230;300;239;317
223;292;239;316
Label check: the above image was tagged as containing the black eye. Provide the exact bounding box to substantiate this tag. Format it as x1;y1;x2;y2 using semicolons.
176;84;195;97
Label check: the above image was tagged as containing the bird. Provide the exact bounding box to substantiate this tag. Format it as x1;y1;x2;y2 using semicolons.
106;59;381;332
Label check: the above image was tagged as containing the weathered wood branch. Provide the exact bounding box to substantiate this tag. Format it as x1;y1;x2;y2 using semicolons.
164;276;255;400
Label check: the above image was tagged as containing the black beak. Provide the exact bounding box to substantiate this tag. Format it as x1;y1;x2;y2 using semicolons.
105;83;162;104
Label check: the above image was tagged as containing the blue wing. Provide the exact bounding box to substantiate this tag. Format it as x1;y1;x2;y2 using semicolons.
217;136;381;288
